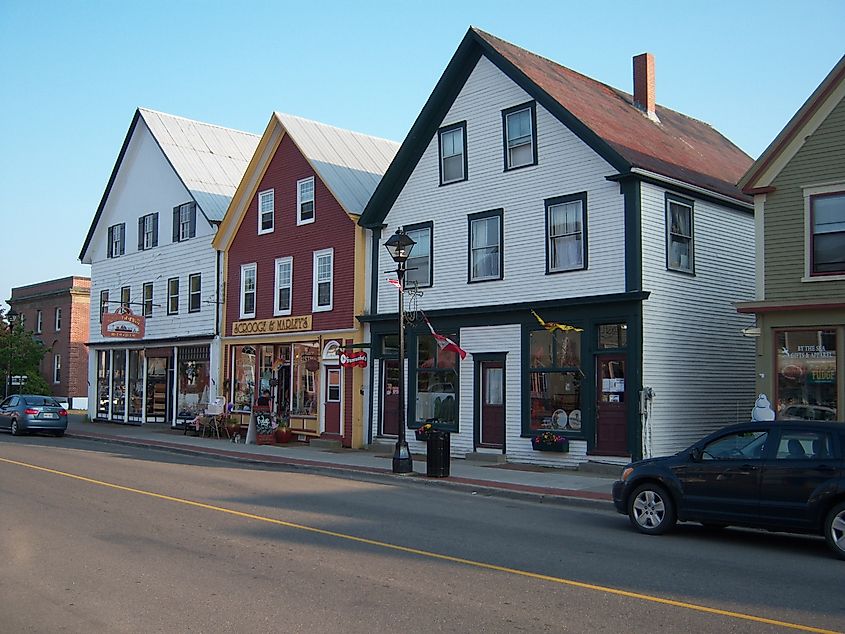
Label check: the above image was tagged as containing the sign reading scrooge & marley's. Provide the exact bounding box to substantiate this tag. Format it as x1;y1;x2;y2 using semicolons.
231;315;312;336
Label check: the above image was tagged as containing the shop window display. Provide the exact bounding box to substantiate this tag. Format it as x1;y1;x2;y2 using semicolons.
292;343;319;416
146;357;168;421
112;349;126;420
233;346;256;411
177;346;209;419
128;350;144;422
529;330;582;432
97;350;110;417
416;334;459;426
776;329;837;420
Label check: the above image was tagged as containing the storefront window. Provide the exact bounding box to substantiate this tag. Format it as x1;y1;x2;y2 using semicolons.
112;349;126;420
177;346;209;419
233;345;256;411
776;330;837;420
258;345;275;399
128;350;144;422
146;356;168;421
291;343;319;416
382;334;399;357
598;323;627;349
97;350;110;417
416;334;459;426
529;330;583;432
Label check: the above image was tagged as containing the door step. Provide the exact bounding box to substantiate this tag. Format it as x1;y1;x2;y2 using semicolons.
309;438;343;450
465;451;507;464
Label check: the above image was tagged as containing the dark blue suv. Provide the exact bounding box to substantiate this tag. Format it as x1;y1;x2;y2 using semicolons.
612;421;845;559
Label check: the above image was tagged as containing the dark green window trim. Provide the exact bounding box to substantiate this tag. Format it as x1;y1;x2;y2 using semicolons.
403;220;434;289
665;192;696;276
438;121;468;186
467;208;503;284
502;101;538;171
544;192;588;275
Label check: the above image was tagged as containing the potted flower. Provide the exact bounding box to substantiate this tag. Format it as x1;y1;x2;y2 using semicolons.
274;416;293;444
531;431;569;452
415;422;434;442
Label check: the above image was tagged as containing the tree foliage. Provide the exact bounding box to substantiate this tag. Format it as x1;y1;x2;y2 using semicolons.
0;308;51;396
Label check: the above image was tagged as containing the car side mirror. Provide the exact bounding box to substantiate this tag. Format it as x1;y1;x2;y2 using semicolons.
690;447;703;462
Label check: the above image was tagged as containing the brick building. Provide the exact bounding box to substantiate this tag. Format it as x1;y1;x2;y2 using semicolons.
8;276;91;407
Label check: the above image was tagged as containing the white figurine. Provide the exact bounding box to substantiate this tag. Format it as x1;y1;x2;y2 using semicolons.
751;394;775;421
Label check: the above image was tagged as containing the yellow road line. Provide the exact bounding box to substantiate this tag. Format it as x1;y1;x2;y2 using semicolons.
1;455;840;634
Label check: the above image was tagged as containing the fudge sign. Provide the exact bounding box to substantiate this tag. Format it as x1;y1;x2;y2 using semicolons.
231;315;312;336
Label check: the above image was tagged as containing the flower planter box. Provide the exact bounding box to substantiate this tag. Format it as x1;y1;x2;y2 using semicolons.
256;433;276;445
275;427;294;444
414;428;432;442
531;436;569;453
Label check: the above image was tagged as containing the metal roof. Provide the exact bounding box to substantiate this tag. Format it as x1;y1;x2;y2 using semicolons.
275;113;400;216
139;108;260;221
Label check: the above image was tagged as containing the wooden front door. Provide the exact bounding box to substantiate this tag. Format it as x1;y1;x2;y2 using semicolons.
595;355;628;455
381;359;399;436
478;360;505;449
323;366;341;436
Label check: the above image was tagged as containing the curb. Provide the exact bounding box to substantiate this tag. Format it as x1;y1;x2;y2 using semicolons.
65;431;615;511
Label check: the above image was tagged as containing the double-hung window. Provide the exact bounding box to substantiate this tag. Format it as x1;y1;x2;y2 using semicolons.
54;307;61;331
312;248;333;311
468;209;503;282
53;354;61;384
809;190;845;275
502;102;537;170
405;222;433;288
107;223;125;258
188;273;201;313
546;193;587;273
35;310;42;334
258;189;274;234
666;194;694;273
172;202;196;242
438;122;467;185
100;290;109;322
297;177;315;225
142;282;154;318
274;257;293;316
120;286;131;311
167;278;179;315
240;263;256;318
138;213;158;250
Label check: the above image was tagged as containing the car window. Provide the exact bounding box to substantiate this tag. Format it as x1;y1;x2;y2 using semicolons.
9;396;19;407
775;431;833;460
23;396;61;407
702;430;768;460
0;398;11;408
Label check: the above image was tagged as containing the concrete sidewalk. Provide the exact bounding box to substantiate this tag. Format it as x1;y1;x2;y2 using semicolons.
65;415;617;509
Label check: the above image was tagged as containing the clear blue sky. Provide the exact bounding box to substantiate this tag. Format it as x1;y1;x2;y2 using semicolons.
1;0;843;308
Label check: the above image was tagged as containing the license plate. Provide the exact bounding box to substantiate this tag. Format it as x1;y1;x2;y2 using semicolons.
42;413;58;419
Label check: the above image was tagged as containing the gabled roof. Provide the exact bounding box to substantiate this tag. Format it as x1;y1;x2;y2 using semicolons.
213;112;399;251
739;53;845;193
79;108;259;262
359;27;752;227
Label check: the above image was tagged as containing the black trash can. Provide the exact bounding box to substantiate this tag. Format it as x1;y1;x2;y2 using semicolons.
426;430;451;477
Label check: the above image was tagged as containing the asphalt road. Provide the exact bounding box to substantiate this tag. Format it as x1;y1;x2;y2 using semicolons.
1;433;843;634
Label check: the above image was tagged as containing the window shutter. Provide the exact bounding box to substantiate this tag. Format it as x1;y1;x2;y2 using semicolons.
119;223;126;255
107;226;114;258
189;202;197;238
152;212;159;247
138;217;145;250
172;207;180;242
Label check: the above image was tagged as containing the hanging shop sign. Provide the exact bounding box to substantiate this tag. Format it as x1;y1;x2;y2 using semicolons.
101;309;145;339
231;315;312;336
339;349;368;368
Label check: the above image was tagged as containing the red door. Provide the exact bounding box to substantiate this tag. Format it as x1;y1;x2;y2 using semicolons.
381;360;399;436
323;366;341;436
595;355;628;455
479;360;505;448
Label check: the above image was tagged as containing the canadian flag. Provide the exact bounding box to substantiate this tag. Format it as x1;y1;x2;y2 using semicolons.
386;278;402;290
424;316;467;360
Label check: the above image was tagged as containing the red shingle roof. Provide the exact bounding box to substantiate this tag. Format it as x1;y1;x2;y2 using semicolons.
474;29;752;203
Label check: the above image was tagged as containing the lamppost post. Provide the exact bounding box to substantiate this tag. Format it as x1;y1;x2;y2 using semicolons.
384;228;416;475
4;309;18;399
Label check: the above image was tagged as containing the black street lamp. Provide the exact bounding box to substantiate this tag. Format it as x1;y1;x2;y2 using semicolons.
4;309;19;399
383;227;416;474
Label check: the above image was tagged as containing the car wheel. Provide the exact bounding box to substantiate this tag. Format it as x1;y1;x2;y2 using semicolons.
10;419;21;436
628;483;676;535
824;502;845;560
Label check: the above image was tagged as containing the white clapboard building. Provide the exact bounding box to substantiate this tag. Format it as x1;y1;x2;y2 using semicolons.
79;108;259;426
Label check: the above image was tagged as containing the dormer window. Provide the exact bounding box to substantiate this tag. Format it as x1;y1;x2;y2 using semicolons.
502;101;537;170
297;177;315;225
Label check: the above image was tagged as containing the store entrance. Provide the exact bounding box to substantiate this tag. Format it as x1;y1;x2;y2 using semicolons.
381;359;400;437
275;365;290;418
595;355;627;455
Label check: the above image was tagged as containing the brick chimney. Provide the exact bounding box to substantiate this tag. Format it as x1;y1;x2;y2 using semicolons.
633;53;659;122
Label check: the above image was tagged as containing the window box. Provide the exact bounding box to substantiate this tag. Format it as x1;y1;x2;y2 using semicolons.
531;433;569;452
